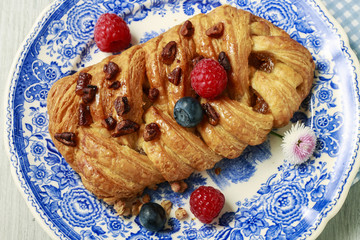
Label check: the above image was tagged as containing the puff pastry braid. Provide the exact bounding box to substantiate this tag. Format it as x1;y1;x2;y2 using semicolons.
47;5;314;213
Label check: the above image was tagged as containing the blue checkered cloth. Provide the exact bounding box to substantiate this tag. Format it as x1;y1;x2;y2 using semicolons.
322;0;360;60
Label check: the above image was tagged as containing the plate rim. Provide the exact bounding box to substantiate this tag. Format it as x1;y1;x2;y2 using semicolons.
300;0;360;239
3;1;68;239
4;0;360;239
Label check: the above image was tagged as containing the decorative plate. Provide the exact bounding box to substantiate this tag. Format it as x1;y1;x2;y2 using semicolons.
5;0;360;239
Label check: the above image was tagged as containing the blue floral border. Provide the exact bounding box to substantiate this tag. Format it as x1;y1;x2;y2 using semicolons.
298;0;360;238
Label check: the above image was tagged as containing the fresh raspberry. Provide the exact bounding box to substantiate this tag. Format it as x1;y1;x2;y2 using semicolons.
94;13;131;52
190;58;228;99
189;186;225;224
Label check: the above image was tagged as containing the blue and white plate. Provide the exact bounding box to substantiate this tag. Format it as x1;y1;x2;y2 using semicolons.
5;0;360;239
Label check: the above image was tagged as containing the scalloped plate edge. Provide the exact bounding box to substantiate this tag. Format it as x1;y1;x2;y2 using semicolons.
302;0;360;239
3;1;68;239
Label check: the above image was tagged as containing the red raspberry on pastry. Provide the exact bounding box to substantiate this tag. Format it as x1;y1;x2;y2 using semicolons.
191;58;228;99
94;13;131;52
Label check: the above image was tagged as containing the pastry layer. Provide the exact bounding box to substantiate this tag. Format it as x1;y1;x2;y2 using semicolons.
47;5;315;210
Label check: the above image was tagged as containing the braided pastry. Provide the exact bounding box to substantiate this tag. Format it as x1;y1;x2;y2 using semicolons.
47;5;314;213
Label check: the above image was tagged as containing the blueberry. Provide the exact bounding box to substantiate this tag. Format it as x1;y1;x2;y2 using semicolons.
174;97;203;127
139;202;167;232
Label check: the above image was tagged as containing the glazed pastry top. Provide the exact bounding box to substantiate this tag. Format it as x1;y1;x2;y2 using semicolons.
47;5;314;212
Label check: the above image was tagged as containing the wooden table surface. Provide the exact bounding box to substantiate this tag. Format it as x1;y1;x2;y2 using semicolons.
1;0;360;239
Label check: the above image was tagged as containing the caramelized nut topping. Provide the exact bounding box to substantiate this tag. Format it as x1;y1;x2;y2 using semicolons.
114;96;130;116
102;116;117;130
75;72;92;95
180;20;194;37
112;120;140;137
54;132;76;147
250;88;270;114
79;103;93;126
148;88;159;101
143;123;161;141
192;55;204;67
108;81;121;89
161;41;177;65
202;103;220;126
168;67;182;86
206;22;224;38
218;51;231;71
103;61;120;80
82;85;98;103
249;51;276;73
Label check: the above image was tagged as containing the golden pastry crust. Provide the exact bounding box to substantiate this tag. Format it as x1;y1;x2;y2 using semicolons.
47;5;315;212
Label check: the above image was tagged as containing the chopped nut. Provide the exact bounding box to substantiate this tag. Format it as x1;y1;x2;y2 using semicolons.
78;103;93;126
168;67;182;86
114;96;130;116
170;180;188;193
215;167;222;175
206;22;224;38
148;88;159;101
103;61;120;80
161;200;172;216
175;208;188;220
143;123;161;141
54;132;76;147
82;85;97;103
202;103;220;126
102;116;117;130
142;194;151;203
114;200;131;216
161;41;177;65
112;120;140;137
218;51;231;71
180;20;194;37
75;72;92;95
108;81;121;89
170;181;181;193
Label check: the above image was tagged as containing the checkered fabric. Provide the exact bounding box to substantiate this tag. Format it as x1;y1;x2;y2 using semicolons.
322;0;360;60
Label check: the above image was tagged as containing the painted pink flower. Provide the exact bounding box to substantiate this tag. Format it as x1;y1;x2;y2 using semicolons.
281;122;317;164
